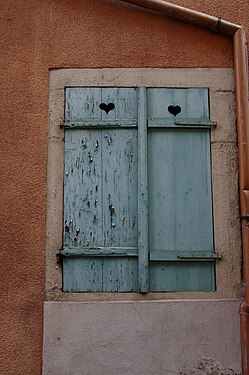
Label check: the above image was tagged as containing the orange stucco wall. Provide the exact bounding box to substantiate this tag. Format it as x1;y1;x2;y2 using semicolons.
0;0;248;374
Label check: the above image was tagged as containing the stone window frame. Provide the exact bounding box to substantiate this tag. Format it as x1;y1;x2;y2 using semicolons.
46;68;242;301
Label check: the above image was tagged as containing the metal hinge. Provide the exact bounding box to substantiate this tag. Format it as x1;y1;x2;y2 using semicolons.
60;246;138;257
174;119;217;127
177;252;222;260
150;250;222;262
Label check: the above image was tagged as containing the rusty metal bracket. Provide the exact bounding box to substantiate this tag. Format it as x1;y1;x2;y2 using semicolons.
59;120;138;129
150;250;222;261
177;252;222;260
174;119;217;127
60;246;138;257
215;17;222;32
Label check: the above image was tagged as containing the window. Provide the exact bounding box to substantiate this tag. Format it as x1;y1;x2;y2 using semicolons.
61;86;220;292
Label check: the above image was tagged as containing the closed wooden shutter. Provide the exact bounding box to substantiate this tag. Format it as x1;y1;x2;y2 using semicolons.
61;87;219;292
63;88;139;291
147;88;216;291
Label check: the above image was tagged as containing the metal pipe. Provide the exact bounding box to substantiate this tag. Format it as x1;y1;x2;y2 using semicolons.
233;28;249;375
234;29;249;216
120;0;241;35
119;0;249;373
241;301;249;375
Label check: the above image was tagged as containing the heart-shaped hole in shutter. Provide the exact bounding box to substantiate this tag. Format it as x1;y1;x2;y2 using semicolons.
168;105;181;117
99;102;115;114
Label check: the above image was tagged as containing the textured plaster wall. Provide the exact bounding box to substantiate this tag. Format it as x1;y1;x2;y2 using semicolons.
43;300;242;375
0;0;248;374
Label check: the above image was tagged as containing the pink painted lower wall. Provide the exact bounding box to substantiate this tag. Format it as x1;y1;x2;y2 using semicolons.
0;0;247;374
43;300;242;375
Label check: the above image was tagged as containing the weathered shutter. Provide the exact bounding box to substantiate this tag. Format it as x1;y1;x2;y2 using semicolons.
147;88;218;291
62;87;139;292
61;86;219;293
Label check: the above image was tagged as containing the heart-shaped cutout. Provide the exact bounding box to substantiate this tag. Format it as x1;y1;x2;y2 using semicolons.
99;102;115;114
168;105;181;117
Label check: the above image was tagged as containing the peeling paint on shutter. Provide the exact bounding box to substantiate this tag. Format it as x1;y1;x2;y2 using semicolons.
63;88;139;292
62;87;216;292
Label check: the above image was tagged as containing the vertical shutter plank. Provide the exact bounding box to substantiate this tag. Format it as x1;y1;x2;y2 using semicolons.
186;89;209;119
138;87;149;292
148;128;213;252
101;88;138;121
103;257;138;292
147;88;173;121
102;129;138;247
172;89;187;118
149;261;215;292
65;88;101;122
64;129;103;247
63;257;103;292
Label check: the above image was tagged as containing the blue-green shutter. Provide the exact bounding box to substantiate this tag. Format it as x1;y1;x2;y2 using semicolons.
147;88;216;291
62;87;217;292
63;88;139;292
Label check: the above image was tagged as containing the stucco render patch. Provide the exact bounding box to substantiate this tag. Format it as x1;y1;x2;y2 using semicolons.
179;357;241;375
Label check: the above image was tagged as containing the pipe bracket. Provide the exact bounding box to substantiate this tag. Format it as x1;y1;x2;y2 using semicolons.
215;17;222;32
